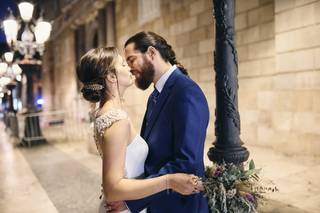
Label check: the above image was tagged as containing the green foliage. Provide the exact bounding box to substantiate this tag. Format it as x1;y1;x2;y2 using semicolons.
202;160;277;213
249;160;255;170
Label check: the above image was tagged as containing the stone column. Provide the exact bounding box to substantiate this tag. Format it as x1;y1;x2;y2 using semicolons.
207;0;249;164
105;1;115;47
98;9;106;47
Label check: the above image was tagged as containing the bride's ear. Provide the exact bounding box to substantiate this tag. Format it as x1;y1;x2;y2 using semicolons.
106;72;117;84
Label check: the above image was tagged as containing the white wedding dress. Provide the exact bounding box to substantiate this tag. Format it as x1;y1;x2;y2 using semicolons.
94;109;148;213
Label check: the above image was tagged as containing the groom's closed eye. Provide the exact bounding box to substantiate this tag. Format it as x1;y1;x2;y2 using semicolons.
126;56;135;66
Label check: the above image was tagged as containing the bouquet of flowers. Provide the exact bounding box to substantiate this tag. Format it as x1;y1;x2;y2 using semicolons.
202;160;278;213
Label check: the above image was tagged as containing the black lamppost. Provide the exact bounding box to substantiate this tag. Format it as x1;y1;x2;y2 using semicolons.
1;1;51;146
0;54;22;139
0;92;9;128
20;63;46;146
2;2;51;60
207;0;249;164
6;82;19;138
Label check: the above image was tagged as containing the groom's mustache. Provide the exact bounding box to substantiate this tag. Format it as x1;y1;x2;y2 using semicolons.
130;69;138;74
130;69;141;78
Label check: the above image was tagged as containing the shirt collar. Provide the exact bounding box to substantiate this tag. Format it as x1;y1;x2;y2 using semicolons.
155;65;177;93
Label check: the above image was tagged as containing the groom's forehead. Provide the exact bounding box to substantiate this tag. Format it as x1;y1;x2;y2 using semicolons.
125;44;143;59
125;43;139;53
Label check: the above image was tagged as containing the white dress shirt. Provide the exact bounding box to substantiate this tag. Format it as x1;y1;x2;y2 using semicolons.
154;65;177;93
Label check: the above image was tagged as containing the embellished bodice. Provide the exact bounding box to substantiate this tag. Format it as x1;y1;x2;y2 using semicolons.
93;108;148;178
94;108;128;157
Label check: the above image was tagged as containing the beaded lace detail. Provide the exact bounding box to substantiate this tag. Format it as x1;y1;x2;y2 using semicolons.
93;108;128;157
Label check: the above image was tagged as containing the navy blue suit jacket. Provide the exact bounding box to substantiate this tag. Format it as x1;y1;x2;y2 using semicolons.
126;69;210;213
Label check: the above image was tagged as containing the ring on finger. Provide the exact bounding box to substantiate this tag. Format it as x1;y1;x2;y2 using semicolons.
192;177;198;185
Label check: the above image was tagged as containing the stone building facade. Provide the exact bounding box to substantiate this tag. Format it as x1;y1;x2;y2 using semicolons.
236;0;320;156
41;0;320;156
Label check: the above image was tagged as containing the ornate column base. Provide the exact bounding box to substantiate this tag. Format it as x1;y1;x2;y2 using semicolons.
21;113;47;147
208;144;249;165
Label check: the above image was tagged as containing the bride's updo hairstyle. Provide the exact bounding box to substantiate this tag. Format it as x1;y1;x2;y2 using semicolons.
77;47;118;107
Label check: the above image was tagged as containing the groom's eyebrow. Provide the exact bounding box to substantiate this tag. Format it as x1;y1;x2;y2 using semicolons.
126;56;135;62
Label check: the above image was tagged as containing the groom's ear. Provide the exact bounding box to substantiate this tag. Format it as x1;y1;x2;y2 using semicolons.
146;46;157;60
106;72;117;83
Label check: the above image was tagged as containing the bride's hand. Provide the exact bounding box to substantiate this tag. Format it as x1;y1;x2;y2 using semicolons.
167;174;203;195
105;201;126;213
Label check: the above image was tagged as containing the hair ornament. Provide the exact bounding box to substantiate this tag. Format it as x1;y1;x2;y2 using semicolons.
82;83;104;91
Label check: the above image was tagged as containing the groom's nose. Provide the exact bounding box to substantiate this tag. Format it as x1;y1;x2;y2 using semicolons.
130;70;135;76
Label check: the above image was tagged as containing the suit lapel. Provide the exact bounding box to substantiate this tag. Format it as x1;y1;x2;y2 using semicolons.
140;111;147;137
143;69;181;139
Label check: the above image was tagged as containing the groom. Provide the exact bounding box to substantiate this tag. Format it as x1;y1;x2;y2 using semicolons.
110;31;210;213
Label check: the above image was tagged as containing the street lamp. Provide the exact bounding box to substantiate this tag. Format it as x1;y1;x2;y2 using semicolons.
0;57;20;139
0;61;13;88
0;62;8;75
1;1;50;146
4;52;14;63
0;51;22;84
0;52;26;141
2;1;52;59
18;2;34;22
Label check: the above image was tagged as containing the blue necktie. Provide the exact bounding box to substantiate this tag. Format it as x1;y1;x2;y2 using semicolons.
146;88;160;122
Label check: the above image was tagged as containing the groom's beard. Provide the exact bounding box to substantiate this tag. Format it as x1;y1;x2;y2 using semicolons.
135;57;155;90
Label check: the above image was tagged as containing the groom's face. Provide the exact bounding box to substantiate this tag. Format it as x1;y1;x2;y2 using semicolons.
125;43;155;90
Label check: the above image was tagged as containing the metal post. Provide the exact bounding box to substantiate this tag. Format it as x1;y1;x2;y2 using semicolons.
6;83;19;139
207;0;249;164
20;64;46;146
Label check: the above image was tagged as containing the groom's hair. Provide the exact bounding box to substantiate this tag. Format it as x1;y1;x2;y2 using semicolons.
124;31;188;76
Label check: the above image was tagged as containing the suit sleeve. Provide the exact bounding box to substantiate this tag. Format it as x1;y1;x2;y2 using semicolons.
126;84;209;213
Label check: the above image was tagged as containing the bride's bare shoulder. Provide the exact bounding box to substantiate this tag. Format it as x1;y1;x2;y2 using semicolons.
102;119;131;146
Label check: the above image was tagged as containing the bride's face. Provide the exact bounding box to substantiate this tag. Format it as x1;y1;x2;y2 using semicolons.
114;55;135;88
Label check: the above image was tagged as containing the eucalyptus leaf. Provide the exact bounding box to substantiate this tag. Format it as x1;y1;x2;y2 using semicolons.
249;160;255;170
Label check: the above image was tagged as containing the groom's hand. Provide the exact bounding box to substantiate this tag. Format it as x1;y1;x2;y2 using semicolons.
106;201;127;213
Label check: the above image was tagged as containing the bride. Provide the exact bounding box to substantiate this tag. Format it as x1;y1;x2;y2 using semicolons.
76;47;202;213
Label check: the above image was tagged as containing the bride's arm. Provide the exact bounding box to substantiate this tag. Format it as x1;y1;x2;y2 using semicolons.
101;119;197;202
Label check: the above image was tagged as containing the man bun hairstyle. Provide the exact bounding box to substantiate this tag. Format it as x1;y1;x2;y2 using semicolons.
125;31;188;76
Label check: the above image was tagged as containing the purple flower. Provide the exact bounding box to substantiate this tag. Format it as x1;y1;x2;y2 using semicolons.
213;167;223;177
245;193;255;203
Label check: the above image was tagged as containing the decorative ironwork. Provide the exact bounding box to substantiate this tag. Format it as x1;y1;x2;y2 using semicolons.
223;75;240;131
2;3;52;59
208;0;249;165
